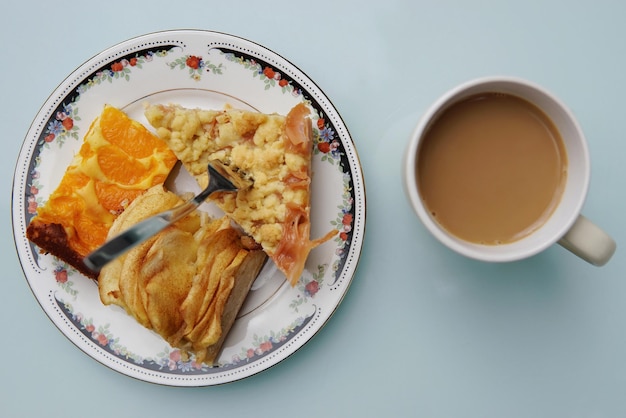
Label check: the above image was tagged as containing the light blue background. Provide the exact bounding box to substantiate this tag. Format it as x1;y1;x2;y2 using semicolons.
2;1;625;417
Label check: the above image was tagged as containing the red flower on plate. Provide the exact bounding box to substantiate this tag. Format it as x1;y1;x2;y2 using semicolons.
305;280;319;297
27;197;38;214
111;61;124;72
186;55;202;69
263;66;276;79
96;333;108;346
62;118;73;131
259;340;273;353
317;141;331;153
54;268;68;284
170;350;182;362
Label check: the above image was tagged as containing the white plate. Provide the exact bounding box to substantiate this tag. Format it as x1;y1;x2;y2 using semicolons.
12;30;365;386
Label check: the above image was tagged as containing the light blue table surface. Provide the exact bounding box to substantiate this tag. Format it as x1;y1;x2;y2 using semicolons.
3;1;626;417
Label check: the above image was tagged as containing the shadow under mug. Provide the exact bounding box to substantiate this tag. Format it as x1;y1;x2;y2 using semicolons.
403;76;616;266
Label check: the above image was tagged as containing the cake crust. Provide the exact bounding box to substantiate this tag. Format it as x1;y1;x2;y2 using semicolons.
26;220;98;280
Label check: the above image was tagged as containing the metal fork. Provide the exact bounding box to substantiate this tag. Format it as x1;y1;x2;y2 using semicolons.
83;162;240;272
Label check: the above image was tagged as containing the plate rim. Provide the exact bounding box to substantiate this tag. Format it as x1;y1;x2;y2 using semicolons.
12;29;366;386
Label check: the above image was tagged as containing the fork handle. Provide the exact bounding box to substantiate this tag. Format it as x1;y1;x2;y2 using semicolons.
83;199;200;272
84;163;238;273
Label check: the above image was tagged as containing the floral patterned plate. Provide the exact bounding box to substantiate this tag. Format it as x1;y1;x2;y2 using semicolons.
12;30;365;386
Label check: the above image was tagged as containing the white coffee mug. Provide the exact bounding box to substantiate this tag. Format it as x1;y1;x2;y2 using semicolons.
403;76;616;266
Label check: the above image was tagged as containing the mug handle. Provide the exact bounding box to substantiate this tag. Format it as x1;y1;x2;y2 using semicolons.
558;215;616;266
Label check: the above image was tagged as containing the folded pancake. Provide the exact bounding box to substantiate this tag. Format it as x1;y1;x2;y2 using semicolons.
98;185;267;364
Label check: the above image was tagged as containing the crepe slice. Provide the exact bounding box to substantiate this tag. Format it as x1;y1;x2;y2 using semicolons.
98;185;266;364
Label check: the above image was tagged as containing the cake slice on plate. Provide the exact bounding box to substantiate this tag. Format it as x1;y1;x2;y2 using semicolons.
26;105;178;279
144;103;336;286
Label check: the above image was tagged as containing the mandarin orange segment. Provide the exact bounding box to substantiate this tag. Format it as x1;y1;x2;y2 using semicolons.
100;106;170;159
38;195;85;224
73;216;109;254
53;171;90;197
94;181;144;213
146;156;176;185
97;145;151;186
68;171;91;189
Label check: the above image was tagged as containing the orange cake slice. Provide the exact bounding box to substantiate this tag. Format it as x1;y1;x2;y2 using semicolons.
26;105;178;279
144;103;336;286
